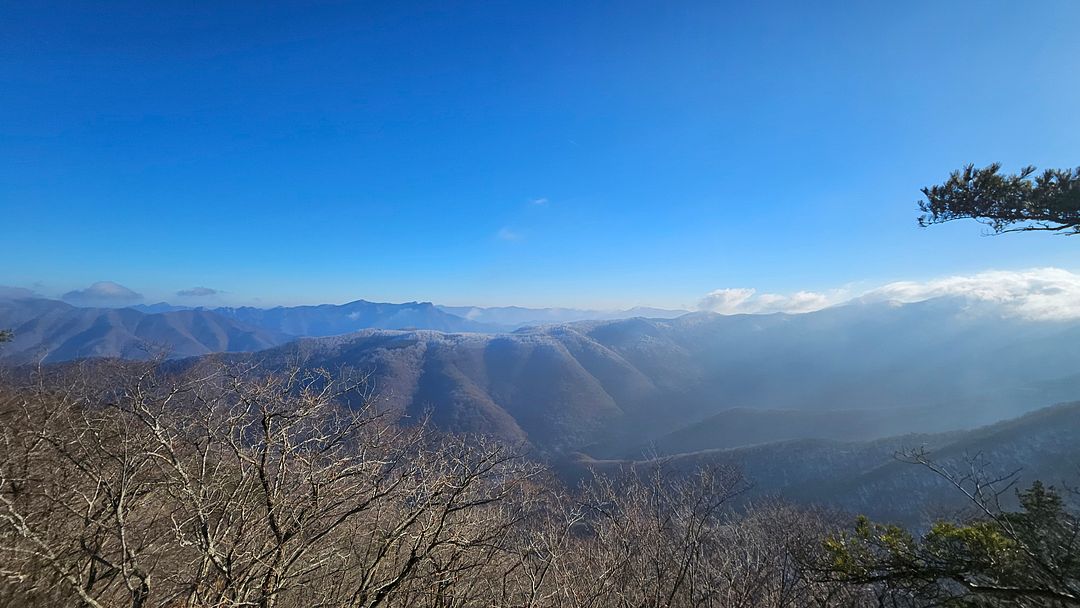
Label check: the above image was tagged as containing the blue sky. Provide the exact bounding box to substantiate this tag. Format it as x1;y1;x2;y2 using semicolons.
1;1;1078;309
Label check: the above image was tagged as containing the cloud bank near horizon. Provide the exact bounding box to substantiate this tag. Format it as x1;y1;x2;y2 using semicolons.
698;268;1080;320
8;269;1080;319
698;288;838;315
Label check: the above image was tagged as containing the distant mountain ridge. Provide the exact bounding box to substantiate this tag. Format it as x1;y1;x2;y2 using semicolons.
209;300;502;335
2;294;694;364
211;298;1080;456
436;305;689;328
134;300;501;333
0;298;288;363
132;301;690;332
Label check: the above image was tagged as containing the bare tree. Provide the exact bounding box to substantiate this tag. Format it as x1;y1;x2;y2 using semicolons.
0;361;544;608
1;360;871;608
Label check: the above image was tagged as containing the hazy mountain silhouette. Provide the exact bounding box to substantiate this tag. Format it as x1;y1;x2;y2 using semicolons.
10;294;1080;460
131;302;193;314
220;297;1080;455
572;400;1080;524
618;373;1080;458
1;297;503;364
436;304;689;328
209;300;501;335
0;297;289;363
132;301;687;332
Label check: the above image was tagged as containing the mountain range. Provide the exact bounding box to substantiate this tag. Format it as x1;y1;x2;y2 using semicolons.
133;301;688;331
5;291;1080;522
201;297;1080;457
0;294;692;362
0;298;288;363
435;304;688;328
1;296;500;362
7;295;1080;453
206;300;501;334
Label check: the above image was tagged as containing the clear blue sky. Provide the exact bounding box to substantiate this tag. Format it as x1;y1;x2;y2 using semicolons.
1;1;1078;309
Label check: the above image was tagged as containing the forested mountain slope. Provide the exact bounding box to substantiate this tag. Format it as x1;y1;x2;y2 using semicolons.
570;401;1080;525
227;297;1080;455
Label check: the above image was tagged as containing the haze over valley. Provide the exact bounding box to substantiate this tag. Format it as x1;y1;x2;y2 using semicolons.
4;283;1080;522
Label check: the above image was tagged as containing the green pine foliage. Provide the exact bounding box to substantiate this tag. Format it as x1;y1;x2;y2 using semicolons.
825;482;1080;606
918;163;1080;235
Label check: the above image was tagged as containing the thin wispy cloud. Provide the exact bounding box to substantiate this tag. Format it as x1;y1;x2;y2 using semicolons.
529;197;549;206
177;286;220;297
496;227;522;241
699;268;1080;320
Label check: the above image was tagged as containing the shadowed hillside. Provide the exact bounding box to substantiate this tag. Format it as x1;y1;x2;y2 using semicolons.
568;401;1080;525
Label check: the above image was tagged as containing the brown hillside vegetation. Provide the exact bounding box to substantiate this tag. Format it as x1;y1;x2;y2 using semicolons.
0;361;876;608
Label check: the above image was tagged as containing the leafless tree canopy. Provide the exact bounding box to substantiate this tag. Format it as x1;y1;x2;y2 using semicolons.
0;362;867;608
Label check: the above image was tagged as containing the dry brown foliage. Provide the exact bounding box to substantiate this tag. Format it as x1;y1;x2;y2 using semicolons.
0;361;864;608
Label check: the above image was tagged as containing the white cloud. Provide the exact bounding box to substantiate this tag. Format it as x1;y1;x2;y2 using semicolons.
176;286;220;297
860;268;1080;320
529;197;549;206
496;227;522;241
698;288;756;313
698;288;840;315
62;281;143;307
698;268;1080;320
